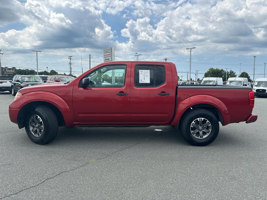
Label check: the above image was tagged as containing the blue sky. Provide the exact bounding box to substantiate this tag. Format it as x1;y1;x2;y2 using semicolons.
0;0;267;80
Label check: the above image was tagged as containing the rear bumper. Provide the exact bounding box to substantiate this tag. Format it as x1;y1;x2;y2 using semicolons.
246;114;258;123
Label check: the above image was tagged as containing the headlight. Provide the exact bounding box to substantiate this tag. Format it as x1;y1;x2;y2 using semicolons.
14;92;22;101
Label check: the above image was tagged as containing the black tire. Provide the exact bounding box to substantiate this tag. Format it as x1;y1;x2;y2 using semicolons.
25;106;58;145
180;109;219;146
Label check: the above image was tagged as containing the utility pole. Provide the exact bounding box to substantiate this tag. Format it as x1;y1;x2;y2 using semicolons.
225;68;229;82
253;56;256;82
135;53;141;61
0;49;3;76
264;63;266;78
68;56;72;75
89;54;91;69
32;50;41;75
186;47;196;82
195;70;199;82
81;55;83;74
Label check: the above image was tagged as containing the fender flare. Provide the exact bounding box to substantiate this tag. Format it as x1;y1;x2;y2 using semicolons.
171;95;230;126
17;91;73;126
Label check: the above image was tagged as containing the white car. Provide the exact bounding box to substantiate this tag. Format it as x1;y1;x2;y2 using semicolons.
227;77;250;87
201;77;223;85
0;78;12;93
253;78;267;97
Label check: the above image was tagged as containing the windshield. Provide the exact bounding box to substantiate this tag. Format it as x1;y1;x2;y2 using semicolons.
227;81;242;86
254;81;267;87
60;76;74;82
21;76;43;83
202;80;216;85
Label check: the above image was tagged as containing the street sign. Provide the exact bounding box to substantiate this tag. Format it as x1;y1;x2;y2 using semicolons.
103;47;115;62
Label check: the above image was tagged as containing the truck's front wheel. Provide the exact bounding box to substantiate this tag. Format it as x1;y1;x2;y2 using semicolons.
181;109;219;146
25;106;58;145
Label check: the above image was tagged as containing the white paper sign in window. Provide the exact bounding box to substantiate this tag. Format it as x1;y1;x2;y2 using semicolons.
139;70;150;83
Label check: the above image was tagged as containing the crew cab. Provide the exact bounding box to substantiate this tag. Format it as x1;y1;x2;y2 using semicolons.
9;61;257;146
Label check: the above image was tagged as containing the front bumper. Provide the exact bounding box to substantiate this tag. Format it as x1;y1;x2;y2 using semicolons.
9;106;19;124
0;87;11;91
246;114;258;123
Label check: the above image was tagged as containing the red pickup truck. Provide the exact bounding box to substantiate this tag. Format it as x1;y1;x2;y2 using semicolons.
9;61;257;146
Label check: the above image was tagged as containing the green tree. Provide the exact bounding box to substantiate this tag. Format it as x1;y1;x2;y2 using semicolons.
39;71;50;75
49;70;58;75
228;70;236;78
204;68;224;78
239;72;252;82
16;69;36;75
204;68;237;81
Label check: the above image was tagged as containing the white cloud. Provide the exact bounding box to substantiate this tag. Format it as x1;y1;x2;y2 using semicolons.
0;0;25;25
119;0;267;57
1;0;267;77
0;0;114;50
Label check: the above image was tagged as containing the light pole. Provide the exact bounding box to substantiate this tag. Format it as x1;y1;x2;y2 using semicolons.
89;54;91;69
68;56;72;75
264;63;266;78
135;53;141;61
0;49;3;76
33;50;41;75
186;47;196;82
253;56;256;82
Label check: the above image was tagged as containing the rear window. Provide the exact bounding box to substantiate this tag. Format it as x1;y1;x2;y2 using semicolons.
134;65;165;87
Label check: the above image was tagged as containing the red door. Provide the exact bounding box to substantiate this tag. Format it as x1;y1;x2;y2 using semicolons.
129;63;176;125
73;64;131;125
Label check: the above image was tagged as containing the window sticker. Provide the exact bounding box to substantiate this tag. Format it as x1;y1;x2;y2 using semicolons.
139;70;150;83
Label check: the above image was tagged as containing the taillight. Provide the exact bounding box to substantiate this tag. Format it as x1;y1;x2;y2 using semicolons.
249;91;254;107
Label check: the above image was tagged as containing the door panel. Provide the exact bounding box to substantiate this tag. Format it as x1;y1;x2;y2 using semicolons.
129;63;176;124
73;64;131;125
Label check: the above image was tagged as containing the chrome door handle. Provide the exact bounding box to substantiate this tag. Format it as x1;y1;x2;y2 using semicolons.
116;92;128;96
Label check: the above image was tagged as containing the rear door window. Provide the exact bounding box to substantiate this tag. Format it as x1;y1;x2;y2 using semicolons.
134;65;166;87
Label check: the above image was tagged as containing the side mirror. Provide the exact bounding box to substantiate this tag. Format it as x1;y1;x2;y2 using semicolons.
81;78;90;88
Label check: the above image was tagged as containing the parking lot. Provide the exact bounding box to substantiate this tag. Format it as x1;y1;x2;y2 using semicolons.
0;92;266;200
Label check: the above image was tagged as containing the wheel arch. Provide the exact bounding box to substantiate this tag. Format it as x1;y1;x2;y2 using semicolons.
171;95;230;127
17;101;65;128
177;104;223;129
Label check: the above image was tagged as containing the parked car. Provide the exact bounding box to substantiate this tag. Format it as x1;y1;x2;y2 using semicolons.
46;75;74;83
253;78;267;97
201;77;223;85
39;75;48;83
0;77;12;93
227;77;250;87
11;75;43;96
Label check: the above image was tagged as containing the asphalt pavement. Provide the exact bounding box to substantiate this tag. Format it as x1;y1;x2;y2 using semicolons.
0;92;266;200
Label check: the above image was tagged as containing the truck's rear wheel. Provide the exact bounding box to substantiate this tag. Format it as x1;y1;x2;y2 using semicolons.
181;109;219;146
25;106;58;145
